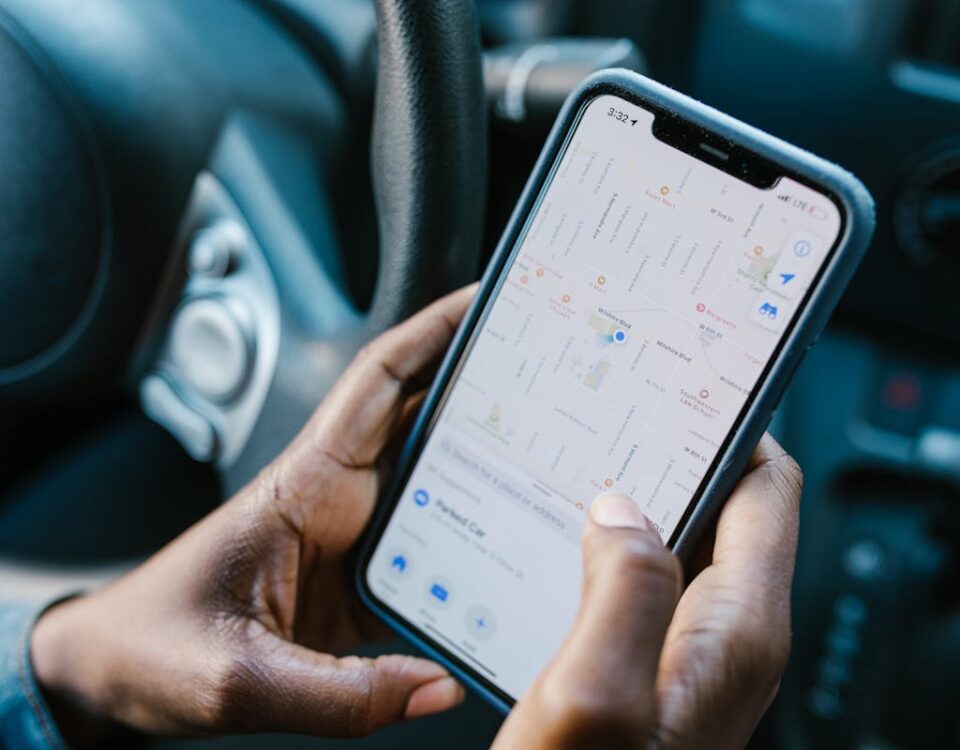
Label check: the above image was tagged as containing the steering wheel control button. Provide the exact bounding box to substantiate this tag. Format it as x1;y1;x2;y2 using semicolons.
168;298;252;403
140;375;219;462
188;224;241;279
464;606;497;641
425;577;454;609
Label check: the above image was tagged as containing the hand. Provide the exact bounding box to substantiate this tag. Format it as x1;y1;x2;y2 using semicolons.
30;286;477;745
493;434;803;750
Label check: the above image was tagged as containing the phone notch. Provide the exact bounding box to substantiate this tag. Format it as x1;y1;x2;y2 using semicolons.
651;112;780;189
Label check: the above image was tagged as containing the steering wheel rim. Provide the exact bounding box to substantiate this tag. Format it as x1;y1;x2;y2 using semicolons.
368;0;488;328
217;0;488;489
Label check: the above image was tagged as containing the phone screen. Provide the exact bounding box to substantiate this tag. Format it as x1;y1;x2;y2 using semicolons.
365;94;843;701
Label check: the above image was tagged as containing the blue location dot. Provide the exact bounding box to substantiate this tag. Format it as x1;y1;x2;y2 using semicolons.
614;329;627;343
413;488;430;507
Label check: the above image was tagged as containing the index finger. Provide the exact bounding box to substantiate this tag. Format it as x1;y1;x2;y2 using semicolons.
650;435;801;750
310;284;477;467
710;433;804;603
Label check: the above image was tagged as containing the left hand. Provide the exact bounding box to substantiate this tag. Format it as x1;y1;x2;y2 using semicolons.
31;286;477;744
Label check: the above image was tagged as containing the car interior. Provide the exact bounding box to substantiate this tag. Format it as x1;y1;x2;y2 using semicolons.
1;0;958;747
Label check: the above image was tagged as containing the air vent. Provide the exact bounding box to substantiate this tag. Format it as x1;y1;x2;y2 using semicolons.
895;144;960;267
906;0;960;70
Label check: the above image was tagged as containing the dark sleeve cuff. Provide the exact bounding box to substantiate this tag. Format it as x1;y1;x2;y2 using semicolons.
0;599;70;750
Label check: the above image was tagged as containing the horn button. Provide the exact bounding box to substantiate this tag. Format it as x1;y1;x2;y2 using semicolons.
0;22;104;373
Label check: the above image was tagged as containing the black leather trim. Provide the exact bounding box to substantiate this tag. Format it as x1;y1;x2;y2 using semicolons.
369;0;488;327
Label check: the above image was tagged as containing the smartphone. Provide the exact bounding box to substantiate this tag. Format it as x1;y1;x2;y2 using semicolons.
358;70;874;711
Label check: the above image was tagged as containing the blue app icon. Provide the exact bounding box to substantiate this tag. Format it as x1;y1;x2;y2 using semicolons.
385;548;412;578
465;605;498;641
413;488;429;507
425;577;454;608
430;583;449;602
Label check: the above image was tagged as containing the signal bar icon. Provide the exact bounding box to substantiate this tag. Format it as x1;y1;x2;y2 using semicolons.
776;193;791;203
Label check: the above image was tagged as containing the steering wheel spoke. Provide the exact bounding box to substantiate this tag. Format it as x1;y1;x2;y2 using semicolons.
137;1;488;489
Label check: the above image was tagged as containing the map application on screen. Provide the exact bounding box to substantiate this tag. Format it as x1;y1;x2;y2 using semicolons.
367;94;842;699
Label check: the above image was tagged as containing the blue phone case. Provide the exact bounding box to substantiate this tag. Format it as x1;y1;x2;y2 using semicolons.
356;69;876;714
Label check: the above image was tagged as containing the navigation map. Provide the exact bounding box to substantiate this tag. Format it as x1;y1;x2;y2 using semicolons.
441;98;834;537
367;94;842;699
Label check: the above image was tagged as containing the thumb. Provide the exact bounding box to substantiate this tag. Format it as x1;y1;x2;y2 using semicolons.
515;493;682;746
575;493;682;691
236;642;465;737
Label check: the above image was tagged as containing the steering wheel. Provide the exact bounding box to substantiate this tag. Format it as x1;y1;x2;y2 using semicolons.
0;0;486;589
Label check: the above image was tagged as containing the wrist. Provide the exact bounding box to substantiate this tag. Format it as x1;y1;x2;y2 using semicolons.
31;596;126;747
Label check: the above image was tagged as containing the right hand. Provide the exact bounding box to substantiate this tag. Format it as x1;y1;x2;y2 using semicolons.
492;434;803;750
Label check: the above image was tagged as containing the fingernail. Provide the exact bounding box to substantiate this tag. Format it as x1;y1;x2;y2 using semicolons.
590;493;651;530
405;676;466;719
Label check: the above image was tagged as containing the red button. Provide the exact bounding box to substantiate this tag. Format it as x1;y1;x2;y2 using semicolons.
882;373;922;412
